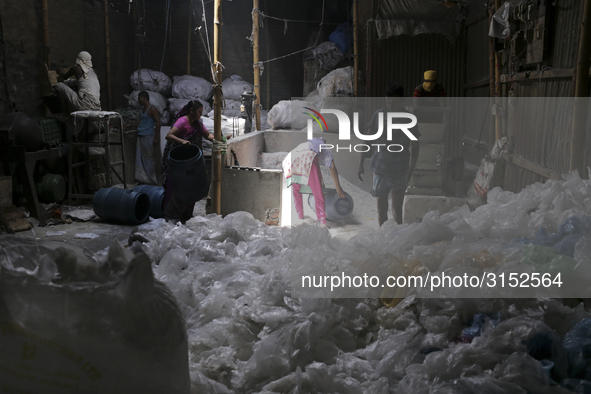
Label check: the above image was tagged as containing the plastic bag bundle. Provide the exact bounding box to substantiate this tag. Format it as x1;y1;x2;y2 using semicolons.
161;110;170;125
111;172;591;392
311;41;344;71
221;75;254;100
0;236;190;394
168;98;212;117
172;75;214;101
124;90;168;115
317;66;353;98
130;69;172;95
267;100;317;130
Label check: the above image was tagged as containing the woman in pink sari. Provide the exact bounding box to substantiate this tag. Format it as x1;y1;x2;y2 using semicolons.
162;100;214;222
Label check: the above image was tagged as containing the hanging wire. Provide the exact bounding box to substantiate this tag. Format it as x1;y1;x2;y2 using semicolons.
200;0;214;66
254;0;326;68
159;0;171;72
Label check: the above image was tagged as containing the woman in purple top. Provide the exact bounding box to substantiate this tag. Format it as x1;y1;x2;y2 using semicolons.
162;100;214;222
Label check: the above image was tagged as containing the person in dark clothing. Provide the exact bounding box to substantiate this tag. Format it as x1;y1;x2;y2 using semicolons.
357;84;421;226
413;70;446;98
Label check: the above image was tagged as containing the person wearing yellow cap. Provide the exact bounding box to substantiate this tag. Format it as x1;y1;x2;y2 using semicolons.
413;70;446;101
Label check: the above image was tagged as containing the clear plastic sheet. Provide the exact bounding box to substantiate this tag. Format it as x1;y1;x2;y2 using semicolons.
5;170;591;392
120;172;591;392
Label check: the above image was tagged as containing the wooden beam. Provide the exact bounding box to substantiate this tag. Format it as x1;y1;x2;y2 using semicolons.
570;0;591;175
104;0;112;110
500;68;574;83
253;0;261;131
212;0;222;215
187;5;192;74
41;0;50;66
501;152;562;181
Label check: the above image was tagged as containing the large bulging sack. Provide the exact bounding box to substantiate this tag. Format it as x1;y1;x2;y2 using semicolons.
0;236;190;394
222;75;254;100
130;69;172;96
172;75;214;101
312;41;344;71
125;90;168;115
317;66;353;98
267;100;318;130
168;98;212;118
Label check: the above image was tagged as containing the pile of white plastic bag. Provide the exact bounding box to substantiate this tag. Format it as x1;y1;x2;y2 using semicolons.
3;171;591;393
125;70;262;129
121;171;591;393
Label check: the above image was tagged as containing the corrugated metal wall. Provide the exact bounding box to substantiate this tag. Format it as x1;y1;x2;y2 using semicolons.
367;32;464;98
366;30;465;160
503;0;584;192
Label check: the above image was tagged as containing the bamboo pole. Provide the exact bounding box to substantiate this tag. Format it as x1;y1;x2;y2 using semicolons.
488;3;495;146
353;0;359;97
212;0;223;214
265;3;271;111
494;0;502;142
494;52;502;142
104;0;112;109
187;5;192;74
253;0;261;130
41;0;50;66
569;0;591;175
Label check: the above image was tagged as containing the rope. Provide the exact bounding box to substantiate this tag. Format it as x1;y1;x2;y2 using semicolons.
213;139;227;153
253;9;323;25
199;0;214;67
252;0;326;71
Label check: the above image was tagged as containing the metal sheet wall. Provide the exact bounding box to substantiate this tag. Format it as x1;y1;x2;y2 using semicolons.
366;30;465;159
503;0;584;192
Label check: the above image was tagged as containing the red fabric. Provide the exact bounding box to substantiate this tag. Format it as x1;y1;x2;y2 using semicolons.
413;84;446;97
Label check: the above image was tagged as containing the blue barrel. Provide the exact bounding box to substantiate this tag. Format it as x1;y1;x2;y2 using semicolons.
168;144;209;203
93;188;150;224
132;185;165;218
307;188;354;221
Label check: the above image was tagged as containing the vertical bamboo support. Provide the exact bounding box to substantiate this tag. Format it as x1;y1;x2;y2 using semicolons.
353;0;359;97
265;6;271;111
187;5;192;74
104;0;112;110
212;0;223;214
569;0;591;175
366;19;372;98
253;0;261;130
41;0;50;66
494;0;502;142
488;3;496;146
494;52;502;142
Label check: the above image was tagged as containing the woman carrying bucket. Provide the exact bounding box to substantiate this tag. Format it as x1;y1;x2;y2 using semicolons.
162;100;214;222
282;137;346;226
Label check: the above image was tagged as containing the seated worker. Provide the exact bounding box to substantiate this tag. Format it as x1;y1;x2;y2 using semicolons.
54;51;101;114
357;84;420;226
134;91;162;186
282;137;346;227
